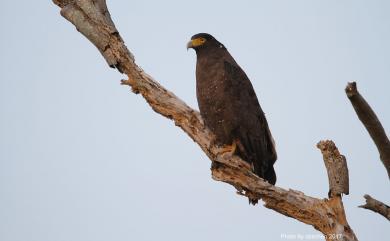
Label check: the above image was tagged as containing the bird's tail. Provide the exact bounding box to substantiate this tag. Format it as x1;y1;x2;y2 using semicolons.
264;166;276;185
247;160;276;205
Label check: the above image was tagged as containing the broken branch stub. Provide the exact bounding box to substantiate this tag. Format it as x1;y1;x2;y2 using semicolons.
359;195;390;221
317;140;349;197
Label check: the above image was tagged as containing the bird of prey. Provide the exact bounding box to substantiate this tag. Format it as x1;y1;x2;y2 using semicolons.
187;33;277;190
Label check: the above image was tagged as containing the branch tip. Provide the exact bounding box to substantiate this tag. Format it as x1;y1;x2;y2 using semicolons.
359;194;390;221
345;81;357;98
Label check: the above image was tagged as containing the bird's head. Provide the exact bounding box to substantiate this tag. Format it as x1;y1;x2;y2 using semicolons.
187;33;224;51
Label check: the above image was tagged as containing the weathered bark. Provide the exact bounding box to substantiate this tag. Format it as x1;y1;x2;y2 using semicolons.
359;195;390;221
345;82;390;179
317;141;349;197
53;1;358;240
212;144;357;241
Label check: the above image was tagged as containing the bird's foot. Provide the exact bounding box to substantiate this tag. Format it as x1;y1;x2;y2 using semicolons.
217;141;237;156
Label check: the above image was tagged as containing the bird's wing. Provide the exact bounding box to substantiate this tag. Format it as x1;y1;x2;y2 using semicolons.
223;60;277;183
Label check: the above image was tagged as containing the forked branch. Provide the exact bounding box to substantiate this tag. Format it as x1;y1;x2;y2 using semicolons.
53;1;358;240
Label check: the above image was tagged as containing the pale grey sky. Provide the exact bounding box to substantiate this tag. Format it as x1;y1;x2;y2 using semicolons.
1;1;389;241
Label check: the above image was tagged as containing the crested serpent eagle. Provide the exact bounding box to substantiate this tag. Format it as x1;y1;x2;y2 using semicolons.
187;33;277;191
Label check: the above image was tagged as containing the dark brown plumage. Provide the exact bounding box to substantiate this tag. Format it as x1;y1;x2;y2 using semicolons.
187;33;277;188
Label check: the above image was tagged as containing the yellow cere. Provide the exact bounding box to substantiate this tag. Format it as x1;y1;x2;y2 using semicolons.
191;37;206;47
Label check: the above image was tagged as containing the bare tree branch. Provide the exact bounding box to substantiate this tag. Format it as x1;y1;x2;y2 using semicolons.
345;82;390;221
212;140;357;241
345;82;390;179
359;195;390;221
53;1;358;240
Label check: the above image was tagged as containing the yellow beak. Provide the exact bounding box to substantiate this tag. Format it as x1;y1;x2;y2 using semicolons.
186;38;205;50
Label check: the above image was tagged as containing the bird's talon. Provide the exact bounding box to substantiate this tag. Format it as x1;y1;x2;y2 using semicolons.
120;79;131;85
218;141;237;156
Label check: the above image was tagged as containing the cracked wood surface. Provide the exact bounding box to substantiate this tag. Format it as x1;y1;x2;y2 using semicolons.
317;141;349;197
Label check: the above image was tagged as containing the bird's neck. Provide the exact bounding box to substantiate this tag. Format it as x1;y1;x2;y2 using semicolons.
196;46;225;62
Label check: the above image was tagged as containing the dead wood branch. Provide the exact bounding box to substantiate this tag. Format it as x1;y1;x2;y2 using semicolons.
317;141;349;197
212;151;358;241
53;1;358;240
345;82;390;221
345;82;390;179
359;195;390;221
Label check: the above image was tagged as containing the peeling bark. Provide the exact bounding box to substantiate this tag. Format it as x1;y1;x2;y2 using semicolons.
53;1;359;240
